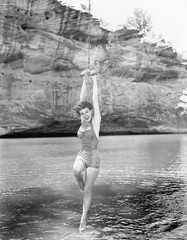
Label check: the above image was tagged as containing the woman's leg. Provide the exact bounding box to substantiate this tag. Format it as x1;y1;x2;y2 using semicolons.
73;157;86;191
79;167;99;232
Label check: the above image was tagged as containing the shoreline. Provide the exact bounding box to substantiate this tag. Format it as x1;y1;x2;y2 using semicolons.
1;130;187;138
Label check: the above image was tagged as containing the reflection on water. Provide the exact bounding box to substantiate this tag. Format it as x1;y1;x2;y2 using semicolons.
0;135;187;240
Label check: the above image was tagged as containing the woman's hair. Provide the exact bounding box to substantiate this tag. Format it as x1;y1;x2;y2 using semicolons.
74;101;93;115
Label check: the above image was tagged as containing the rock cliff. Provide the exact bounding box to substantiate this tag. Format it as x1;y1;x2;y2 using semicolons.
0;0;187;137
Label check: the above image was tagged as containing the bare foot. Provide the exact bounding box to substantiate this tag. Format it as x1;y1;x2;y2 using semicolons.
79;218;86;232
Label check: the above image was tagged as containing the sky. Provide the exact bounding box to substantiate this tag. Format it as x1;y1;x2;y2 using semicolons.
60;0;187;58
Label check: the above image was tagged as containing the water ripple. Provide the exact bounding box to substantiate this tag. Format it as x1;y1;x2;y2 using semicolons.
0;135;187;239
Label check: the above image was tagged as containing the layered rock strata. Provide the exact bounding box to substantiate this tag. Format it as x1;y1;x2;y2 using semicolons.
0;0;187;137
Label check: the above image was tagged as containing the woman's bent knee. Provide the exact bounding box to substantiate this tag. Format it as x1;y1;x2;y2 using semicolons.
73;159;85;176
73;164;82;176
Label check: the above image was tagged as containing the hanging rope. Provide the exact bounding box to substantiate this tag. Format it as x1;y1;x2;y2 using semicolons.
87;0;91;69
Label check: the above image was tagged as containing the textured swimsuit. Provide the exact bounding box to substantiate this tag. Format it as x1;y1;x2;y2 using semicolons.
77;124;100;169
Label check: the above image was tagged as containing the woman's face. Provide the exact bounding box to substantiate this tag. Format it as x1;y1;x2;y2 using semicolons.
79;107;92;123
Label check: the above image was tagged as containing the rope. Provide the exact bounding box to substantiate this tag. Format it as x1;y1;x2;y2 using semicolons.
87;0;91;69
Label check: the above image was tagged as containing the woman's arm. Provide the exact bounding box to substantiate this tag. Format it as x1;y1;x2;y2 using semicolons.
80;74;87;102
91;72;101;139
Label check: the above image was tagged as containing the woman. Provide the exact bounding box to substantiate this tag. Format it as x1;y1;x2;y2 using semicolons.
73;69;101;232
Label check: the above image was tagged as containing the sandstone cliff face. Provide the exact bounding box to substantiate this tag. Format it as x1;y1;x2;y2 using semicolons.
0;0;187;137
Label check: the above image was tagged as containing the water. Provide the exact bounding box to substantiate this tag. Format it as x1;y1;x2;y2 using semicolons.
0;135;187;240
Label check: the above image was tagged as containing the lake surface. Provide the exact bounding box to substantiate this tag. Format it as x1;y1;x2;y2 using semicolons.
0;135;187;240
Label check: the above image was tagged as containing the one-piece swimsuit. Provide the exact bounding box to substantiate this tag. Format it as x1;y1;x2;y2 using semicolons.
77;123;100;169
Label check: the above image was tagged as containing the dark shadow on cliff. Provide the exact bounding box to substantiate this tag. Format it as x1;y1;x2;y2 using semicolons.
0;120;80;138
0;118;179;139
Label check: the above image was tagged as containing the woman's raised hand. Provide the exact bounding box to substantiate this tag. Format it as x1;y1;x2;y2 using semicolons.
80;69;90;76
80;68;98;77
90;69;97;76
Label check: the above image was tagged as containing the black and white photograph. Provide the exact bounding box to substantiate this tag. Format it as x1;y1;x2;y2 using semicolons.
0;0;187;239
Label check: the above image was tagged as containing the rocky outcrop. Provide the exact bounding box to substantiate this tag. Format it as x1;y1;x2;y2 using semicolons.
0;0;187;137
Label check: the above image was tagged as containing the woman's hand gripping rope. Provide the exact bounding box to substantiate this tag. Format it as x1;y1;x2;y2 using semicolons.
80;68;98;77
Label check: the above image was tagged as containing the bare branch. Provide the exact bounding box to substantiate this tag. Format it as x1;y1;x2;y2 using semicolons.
127;8;152;35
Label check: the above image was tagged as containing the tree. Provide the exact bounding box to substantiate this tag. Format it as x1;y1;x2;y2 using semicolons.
127;8;152;35
99;18;110;29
